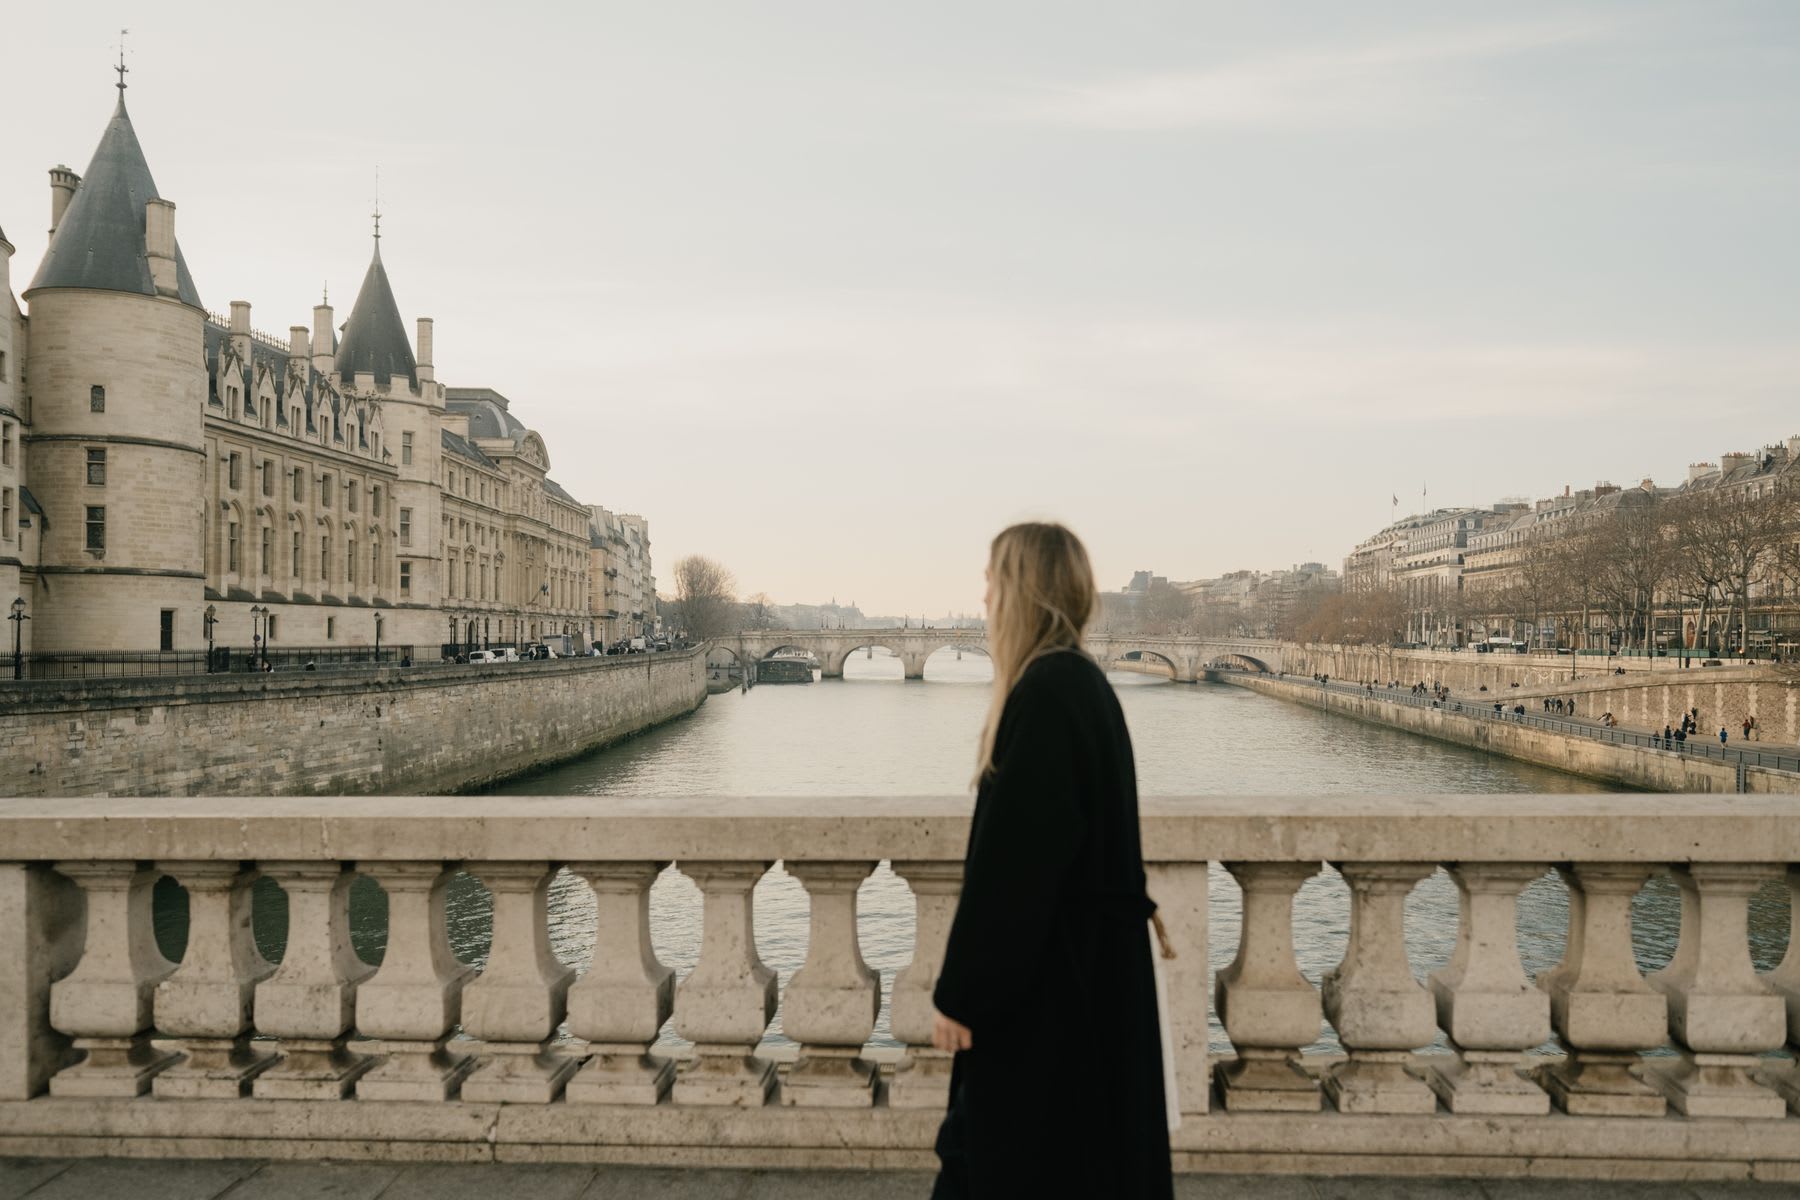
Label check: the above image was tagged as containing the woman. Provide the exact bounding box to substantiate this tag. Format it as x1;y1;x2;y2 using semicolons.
929;522;1174;1199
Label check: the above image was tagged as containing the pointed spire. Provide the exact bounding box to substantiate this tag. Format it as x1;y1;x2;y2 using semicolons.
335;223;416;389
115;29;130;101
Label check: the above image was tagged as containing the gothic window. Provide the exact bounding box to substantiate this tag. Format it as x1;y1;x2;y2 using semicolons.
292;530;302;579
402;432;413;465
228;522;240;573
228;453;242;490
292;468;304;502
400;508;412;546
261;527;273;575
86;506;105;550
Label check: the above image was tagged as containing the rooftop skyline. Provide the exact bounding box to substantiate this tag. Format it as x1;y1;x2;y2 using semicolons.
5;3;1796;613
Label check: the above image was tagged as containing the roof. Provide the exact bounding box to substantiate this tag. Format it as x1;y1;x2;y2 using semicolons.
26;96;203;307
544;477;580;506
335;239;416;388
441;427;498;470
445;389;527;443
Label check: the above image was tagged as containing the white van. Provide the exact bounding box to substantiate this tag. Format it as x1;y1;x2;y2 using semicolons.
630;636;647;652
467;650;499;665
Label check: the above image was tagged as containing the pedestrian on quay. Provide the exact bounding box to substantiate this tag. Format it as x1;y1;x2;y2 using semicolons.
1743;718;1753;741
1663;724;1674;747
1720;726;1729;746
930;522;1174;1200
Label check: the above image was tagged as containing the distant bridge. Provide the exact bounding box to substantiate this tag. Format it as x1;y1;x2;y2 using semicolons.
713;629;1287;681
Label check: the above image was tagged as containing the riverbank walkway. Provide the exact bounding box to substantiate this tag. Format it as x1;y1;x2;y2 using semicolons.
1;1158;1790;1198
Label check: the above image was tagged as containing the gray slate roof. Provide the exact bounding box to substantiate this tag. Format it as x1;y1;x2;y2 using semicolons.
26;97;202;308
442;427;498;470
544;477;579;506
445;388;527;443
336;240;416;388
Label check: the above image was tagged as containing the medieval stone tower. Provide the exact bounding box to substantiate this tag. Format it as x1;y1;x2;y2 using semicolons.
21;85;207;652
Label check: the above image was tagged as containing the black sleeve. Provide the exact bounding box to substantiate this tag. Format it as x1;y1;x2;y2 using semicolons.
932;667;1088;1031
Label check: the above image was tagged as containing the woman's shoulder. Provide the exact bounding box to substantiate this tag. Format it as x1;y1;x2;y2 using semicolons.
1015;646;1107;695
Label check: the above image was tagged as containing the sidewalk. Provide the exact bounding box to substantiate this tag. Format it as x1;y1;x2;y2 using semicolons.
1;1158;1792;1199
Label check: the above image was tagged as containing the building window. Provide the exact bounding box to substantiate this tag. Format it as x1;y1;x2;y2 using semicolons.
228;453;242;490
321;474;332;507
372;486;383;515
1;421;11;465
320;535;330;581
159;609;174;651
90;385;105;413
1;488;11;542
262;459;273;497
399;507;412;546
85;506;105;550
372;541;380;586
292;468;304;503
347;538;357;585
228;522;240;572
86;448;106;485
402;432;413;465
267;614;278;641
326;616;335;640
348;483;358;513
292;531;302;579
400;561;412;595
261;527;272;575
480;479;487;503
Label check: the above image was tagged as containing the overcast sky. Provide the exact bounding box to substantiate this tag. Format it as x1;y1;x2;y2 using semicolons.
6;2;1797;615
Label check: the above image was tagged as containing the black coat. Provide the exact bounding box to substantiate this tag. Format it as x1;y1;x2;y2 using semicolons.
931;649;1173;1200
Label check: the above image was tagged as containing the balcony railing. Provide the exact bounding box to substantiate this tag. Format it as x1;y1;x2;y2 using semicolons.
1;796;1798;1177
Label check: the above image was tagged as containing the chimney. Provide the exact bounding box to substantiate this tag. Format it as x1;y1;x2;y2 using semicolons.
312;301;335;376
228;301;252;374
1688;462;1717;484
289;325;310;361
442;410;470;440
416;317;434;383
1719;451;1752;475
47;165;79;237
145;199;179;297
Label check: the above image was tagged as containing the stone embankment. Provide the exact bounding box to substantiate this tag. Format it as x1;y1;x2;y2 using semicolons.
0;648;708;797
1220;672;1800;793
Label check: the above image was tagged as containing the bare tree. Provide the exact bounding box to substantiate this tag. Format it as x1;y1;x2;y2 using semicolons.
739;592;778;631
670;555;739;641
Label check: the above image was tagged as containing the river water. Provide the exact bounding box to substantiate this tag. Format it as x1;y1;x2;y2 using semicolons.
158;649;1790;1054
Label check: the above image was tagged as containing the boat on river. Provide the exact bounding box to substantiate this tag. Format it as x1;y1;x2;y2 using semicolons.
757;657;815;684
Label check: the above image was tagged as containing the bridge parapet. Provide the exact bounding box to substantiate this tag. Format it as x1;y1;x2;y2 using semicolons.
3;795;1799;1177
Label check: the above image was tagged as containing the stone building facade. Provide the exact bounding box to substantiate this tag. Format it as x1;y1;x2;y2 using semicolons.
587;506;655;646
1;82;636;659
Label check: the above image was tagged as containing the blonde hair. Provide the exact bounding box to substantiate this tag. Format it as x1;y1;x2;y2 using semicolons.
973;522;1099;785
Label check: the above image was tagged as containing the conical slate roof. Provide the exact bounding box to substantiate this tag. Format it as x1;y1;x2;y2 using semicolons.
26;96;202;307
335;239;416;388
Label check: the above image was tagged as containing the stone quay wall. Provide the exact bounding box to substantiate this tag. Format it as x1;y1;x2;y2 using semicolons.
1222;672;1800;793
0;648;708;797
1284;643;1718;693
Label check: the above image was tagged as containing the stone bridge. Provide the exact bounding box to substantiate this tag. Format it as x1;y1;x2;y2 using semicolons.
716;629;1287;681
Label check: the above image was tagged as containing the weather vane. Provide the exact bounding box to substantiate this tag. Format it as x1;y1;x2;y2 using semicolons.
115;28;130;93
373;166;382;240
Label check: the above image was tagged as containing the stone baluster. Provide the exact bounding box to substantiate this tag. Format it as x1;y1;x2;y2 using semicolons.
459;861;577;1102
47;862;179;1096
564;861;675;1103
252;862;375;1098
781;861;880;1106
1320;861;1437;1113
1536;863;1667;1116
152;861;277;1097
1426;862;1550;1113
1148;860;1211;1116
1216;862;1321;1111
355;862;475;1100
1766;865;1800;1113
671;861;778;1105
887;861;962;1109
1647;863;1786;1117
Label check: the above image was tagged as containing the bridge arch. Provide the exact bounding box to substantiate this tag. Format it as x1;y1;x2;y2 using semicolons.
822;641;910;680
1208;653;1273;674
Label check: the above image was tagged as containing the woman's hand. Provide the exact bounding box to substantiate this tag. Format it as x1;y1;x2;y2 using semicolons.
932;1009;973;1053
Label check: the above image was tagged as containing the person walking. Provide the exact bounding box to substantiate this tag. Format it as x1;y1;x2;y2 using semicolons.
1743;718;1753;742
931;522;1174;1200
1720;726;1729;746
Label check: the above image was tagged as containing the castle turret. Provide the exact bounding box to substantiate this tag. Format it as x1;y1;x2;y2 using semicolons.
21;83;207;652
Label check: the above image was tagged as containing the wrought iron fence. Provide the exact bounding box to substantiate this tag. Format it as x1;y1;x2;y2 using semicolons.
0;645;416;681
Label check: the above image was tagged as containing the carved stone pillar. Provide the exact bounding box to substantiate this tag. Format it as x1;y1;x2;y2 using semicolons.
1647;863;1786;1117
47;862;178;1096
355;862;475;1101
1765;865;1800;1113
1148;860;1210;1115
152;861;277;1097
1320;862;1437;1113
564;861;675;1104
1216;862;1320;1111
780;861;879;1106
252;862;375;1098
1537;863;1667;1116
1427;862;1550;1114
671;861;777;1105
887;861;961;1109
459;861;577;1103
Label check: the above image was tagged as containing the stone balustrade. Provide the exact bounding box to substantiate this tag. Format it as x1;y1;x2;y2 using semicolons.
2;795;1800;1182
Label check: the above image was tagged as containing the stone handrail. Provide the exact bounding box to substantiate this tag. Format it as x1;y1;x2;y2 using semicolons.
2;795;1800;1178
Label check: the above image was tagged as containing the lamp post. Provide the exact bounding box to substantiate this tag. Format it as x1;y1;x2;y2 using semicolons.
8;597;27;681
447;613;457;658
249;605;266;670
204;604;217;673
374;611;384;662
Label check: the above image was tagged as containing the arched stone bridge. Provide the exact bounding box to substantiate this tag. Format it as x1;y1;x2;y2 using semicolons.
715;629;1287;682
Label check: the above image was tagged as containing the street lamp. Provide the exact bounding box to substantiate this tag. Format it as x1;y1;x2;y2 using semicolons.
8;597;27;681
447;613;457;658
249;605;267;670
204;604;217;672
374;611;384;662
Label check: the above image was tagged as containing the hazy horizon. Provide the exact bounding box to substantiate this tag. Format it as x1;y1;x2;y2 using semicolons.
6;3;1796;613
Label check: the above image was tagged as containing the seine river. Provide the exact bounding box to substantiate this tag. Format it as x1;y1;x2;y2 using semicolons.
161;649;1788;1053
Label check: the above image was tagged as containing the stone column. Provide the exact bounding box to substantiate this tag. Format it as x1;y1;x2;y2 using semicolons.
0;864;81;1099
1426;862;1550;1114
153;861;277;1097
1766;865;1800;1113
1215;862;1318;1111
780;861;880;1106
1320;861;1437;1113
671;861;778;1105
1149;860;1211;1115
565;861;675;1104
47;862;178;1096
1647;863;1786;1117
459;861;577;1102
355;862;475;1100
1537;863;1667;1116
887;861;961;1109
252;862;375;1098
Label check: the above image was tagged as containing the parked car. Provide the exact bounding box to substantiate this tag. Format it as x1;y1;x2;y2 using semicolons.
467;650;500;665
630;636;647;652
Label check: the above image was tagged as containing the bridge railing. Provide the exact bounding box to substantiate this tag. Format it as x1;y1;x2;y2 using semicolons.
2;795;1798;1176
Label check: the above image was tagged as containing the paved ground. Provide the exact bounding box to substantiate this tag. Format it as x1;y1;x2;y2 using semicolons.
1;1160;1794;1199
